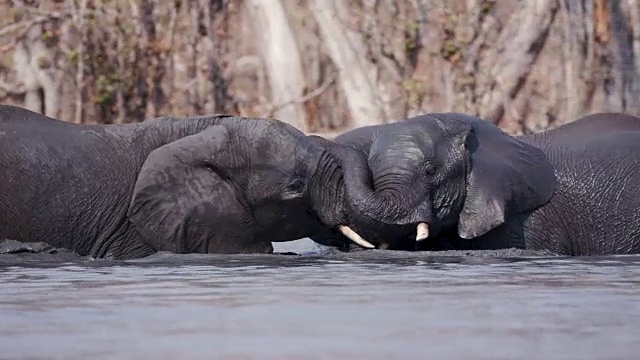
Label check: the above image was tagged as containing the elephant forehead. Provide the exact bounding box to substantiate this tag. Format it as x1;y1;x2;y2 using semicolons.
369;132;429;165
246;136;299;167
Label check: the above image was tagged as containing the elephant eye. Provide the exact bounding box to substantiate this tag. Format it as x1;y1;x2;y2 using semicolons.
281;177;306;200
287;177;305;191
423;161;437;175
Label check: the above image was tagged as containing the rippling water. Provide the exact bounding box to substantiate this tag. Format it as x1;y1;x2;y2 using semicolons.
1;239;639;360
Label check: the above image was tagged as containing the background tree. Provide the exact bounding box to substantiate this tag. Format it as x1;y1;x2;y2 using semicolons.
0;0;638;134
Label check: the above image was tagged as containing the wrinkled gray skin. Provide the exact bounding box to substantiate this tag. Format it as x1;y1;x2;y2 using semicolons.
334;112;640;255
0;105;369;259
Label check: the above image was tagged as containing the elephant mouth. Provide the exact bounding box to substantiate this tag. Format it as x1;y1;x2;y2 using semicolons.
336;222;430;249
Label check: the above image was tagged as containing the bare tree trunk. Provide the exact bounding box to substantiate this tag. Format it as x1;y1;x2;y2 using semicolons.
12;28;42;114
35;2;63;119
561;0;578;122
164;0;180;115
38;69;62;118
248;0;307;130
629;0;640;78
310;0;386;127
73;0;88;123
138;0;165;118
549;0;596;126
127;0;149;121
115;12;126;124
476;0;559;123
187;0;202;114
609;0;640;113
12;20;63;118
207;0;237;114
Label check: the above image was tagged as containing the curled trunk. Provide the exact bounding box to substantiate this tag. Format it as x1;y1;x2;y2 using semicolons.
320;140;422;227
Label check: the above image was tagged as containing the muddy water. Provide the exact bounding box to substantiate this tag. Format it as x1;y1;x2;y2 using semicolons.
0;239;639;360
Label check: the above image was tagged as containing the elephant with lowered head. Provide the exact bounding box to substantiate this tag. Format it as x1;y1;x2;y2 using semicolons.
334;112;640;255
0;105;375;259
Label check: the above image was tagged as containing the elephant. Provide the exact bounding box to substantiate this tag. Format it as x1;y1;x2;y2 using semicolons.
0;105;376;259
333;112;640;255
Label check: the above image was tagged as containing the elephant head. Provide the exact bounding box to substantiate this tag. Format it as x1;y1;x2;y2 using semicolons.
334;113;557;248
126;115;376;253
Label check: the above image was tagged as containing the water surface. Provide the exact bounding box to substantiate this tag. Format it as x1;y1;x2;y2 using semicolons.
1;239;639;360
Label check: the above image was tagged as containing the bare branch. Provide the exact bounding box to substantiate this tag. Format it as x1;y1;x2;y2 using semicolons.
0;79;26;95
0;41;18;54
263;74;337;119
0;12;70;37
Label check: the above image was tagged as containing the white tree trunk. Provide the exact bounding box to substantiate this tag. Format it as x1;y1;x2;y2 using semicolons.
477;0;559;122
248;0;307;131
625;0;640;112
310;0;386;127
630;0;640;76
12;22;63;118
13;38;42;114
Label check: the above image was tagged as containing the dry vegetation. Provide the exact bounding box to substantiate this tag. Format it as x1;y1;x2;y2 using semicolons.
1;0;639;134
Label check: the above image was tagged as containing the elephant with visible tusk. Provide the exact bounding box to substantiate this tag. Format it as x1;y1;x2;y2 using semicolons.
333;112;640;256
0;105;375;259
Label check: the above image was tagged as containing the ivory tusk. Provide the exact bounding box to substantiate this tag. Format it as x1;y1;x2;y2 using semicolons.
416;222;429;242
338;225;375;249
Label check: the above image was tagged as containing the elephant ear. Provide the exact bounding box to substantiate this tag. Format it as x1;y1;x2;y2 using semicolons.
128;125;237;252
456;117;556;239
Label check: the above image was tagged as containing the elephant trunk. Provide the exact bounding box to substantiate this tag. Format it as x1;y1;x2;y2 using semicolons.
340;149;393;221
321;140;434;245
330;143;427;226
307;135;431;246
